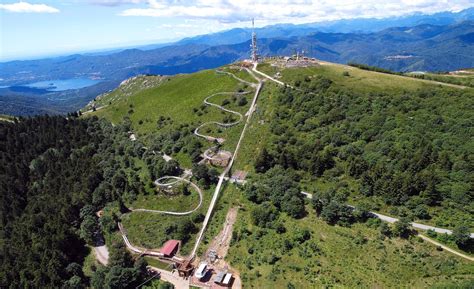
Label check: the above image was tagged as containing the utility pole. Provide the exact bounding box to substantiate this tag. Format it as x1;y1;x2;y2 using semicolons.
251;18;258;63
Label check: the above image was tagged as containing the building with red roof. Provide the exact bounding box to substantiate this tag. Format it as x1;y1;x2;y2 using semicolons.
160;240;180;257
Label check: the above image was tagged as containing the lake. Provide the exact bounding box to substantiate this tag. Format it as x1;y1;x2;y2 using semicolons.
24;78;101;91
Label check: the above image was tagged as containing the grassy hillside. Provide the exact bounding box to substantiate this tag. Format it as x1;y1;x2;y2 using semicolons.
226;192;474;288
89;71;240;132
87;67;255;255
407;71;474;88
88;69;252;163
87;61;474;288
231;62;474;288
254;61;473;228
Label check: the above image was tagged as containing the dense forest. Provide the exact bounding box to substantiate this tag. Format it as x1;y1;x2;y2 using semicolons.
0;116;151;288
250;73;473;235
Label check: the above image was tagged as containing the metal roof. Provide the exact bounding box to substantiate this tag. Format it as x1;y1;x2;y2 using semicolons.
159;239;179;256
223;273;232;284
214;270;226;283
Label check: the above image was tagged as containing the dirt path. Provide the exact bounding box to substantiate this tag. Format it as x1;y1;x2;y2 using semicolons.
206;207;238;261
203;207;242;289
148;266;190;289
93;245;109;265
82;105;108;115
418;234;474;261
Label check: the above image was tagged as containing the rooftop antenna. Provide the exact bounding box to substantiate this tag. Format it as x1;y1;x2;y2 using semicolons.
251;18;258;63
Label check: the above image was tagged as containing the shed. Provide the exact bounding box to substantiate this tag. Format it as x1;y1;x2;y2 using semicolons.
214;270;226;284
194;262;208;279
160;240;180;257
222;273;232;286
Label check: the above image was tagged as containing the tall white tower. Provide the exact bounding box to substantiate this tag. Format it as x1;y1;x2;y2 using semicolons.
251;18;258;63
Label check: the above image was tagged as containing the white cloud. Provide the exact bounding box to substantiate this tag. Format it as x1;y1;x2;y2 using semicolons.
88;0;147;6
118;0;474;24
0;1;60;13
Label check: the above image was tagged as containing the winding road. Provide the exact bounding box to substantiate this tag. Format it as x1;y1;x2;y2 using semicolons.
301;191;474;239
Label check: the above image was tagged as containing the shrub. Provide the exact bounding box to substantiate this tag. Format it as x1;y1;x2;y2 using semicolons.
393;217;412;238
238;97;248;106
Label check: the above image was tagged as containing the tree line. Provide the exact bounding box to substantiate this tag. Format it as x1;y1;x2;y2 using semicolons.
0;115;152;288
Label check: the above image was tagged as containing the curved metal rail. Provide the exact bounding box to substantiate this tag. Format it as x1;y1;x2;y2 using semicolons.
193;91;250;143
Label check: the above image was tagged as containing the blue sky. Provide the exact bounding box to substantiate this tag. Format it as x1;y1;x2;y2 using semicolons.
1;0;473;61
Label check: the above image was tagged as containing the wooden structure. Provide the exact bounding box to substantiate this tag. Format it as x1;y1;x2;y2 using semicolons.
177;259;194;277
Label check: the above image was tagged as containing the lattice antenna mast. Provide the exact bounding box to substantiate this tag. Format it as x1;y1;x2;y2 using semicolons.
251;18;258;63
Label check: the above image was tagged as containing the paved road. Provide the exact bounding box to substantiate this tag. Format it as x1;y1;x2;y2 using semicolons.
373;212;474;238
300;191;474;238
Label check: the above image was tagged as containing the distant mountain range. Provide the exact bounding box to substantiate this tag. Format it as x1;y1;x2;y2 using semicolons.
1;7;473;116
173;7;474;46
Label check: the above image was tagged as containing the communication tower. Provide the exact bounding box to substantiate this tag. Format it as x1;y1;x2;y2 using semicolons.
251;18;258;63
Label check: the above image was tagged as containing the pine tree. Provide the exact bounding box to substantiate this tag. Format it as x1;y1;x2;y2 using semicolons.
255;148;273;173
